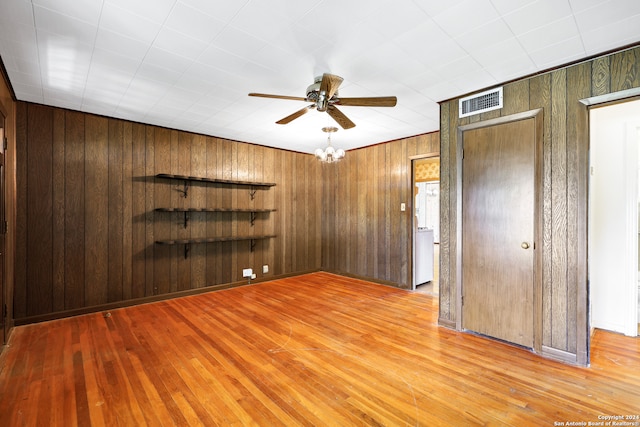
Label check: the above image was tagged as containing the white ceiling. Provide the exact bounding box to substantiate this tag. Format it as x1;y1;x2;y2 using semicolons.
0;0;639;153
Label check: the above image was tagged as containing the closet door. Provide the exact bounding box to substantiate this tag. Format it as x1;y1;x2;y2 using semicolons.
461;117;536;348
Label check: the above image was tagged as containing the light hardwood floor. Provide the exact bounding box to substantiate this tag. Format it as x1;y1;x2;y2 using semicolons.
1;272;639;426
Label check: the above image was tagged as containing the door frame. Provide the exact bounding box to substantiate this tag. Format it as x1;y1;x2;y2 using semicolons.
588;102;640;337
0;112;4;345
580;90;640;361
456;109;544;354
410;154;440;290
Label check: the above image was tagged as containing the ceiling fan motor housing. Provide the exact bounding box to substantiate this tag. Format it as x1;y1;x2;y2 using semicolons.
306;76;338;110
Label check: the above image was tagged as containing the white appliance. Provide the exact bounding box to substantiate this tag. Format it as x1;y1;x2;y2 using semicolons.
415;228;434;285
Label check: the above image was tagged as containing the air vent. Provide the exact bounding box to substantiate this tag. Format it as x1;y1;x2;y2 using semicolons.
459;87;503;118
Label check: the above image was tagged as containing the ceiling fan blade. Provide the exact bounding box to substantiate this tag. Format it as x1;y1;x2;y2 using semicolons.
327;105;355;129
276;105;316;124
249;93;308;102
335;96;397;107
319;73;343;100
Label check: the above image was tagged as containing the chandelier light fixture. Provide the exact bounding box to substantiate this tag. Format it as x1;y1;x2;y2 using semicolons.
314;126;345;163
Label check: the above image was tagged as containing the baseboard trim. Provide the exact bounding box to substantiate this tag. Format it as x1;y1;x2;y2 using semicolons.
438;318;456;329
541;345;579;365
14;270;319;326
325;270;408;290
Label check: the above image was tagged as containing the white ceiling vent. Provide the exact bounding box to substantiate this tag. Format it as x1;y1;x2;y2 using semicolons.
459;87;503;118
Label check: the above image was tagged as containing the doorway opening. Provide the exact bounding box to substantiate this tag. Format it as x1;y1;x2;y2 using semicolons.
589;99;640;337
412;156;439;295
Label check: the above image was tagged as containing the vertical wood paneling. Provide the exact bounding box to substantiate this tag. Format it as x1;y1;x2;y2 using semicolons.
306;155;316;270
252;145;265;276
323;132;439;287
190;134;206;287
550;68;568;350
219;139;233;283
336;159;348;272
272;149;283;276
347;155;358;273
530;73;553;347
84;115;109;307
131;123;146;299
52;109;65;313
177;132;192;291
610;49;639;91
144;127;155;296
153;127;171;296
591;57;610;96
356;149;367;277
321;162;334;271
263;146;275;278
122;122;133;300
438;98;452;321
15;107;324;320
205;137;218;285
367;144;377;278
288;150;298;272
27;104;53;316
389;142;403;282
376;144;387;280
383;143;392;281
17;102;420;322
14;102;27;319
282;151;293;274
298;156;320;270
566;62;591;355
502;80;530;116
168;130;178;293
108;119;124;303
64;111;86;309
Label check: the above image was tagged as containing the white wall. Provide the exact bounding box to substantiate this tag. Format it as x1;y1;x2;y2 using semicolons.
589;99;640;336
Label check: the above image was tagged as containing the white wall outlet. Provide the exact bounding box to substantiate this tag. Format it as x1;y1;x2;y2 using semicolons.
263;265;269;274
251;273;257;279
242;268;253;278
400;202;406;211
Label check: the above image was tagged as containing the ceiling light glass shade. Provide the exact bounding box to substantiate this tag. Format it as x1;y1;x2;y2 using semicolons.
315;126;345;163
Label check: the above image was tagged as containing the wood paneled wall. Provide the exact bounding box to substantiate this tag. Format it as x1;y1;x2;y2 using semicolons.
321;133;439;287
439;45;640;365
14;103;322;322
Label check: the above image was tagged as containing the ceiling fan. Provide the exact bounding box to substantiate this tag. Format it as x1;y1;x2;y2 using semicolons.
248;73;397;130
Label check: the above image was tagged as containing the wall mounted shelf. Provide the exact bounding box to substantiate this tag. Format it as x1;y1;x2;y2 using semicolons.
154;173;276;259
156;235;276;258
155;207;276;228
155;173;276;199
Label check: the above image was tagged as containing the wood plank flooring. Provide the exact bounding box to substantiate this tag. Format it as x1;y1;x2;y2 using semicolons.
1;272;639;426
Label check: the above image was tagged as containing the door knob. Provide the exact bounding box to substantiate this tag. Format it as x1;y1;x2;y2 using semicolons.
521;242;530;249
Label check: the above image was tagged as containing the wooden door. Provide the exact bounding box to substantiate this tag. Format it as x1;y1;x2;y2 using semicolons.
461;118;535;348
0;119;4;345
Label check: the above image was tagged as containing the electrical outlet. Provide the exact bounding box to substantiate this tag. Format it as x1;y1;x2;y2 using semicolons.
251;273;256;279
263;265;269;274
242;268;252;278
